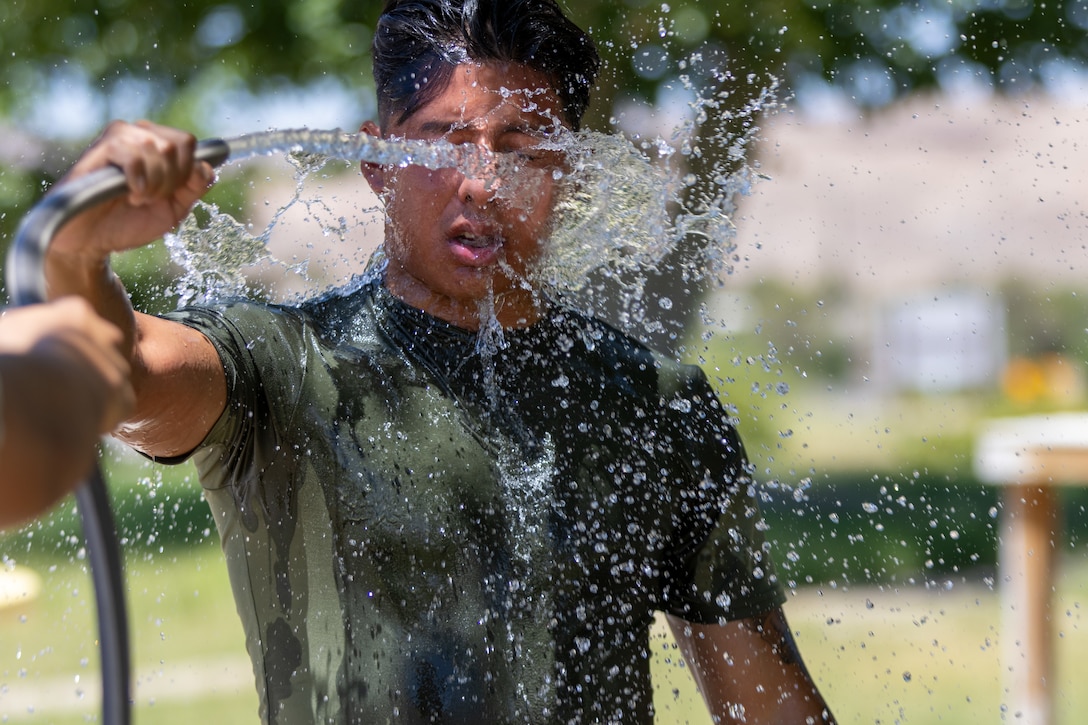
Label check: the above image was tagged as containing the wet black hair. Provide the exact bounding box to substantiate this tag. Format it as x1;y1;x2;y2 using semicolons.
373;0;600;131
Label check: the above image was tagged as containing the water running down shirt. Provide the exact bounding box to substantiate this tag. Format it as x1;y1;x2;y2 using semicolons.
164;278;784;724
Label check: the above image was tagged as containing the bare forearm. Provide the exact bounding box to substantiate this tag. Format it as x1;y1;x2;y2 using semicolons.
669;610;835;724
114;312;227;459
0;297;133;527
45;252;138;358
0;373;100;526
43;120;216;359
44;251;225;459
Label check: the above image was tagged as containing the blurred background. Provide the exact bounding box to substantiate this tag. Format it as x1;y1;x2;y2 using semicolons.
2;1;1088;722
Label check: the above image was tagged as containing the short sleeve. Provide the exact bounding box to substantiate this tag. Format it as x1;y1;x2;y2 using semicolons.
656;364;786;623
160;301;307;492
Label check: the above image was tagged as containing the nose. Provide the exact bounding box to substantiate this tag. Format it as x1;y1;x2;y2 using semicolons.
456;171;496;207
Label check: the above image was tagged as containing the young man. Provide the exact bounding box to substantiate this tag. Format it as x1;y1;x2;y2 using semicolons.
45;0;834;722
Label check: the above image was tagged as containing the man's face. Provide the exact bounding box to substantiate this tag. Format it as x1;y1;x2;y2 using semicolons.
366;62;568;328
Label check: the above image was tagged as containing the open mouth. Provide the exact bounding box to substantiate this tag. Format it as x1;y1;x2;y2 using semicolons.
449;232;503;266
456;232;497;249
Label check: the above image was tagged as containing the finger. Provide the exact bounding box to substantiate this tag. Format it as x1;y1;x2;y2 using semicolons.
63;120;155;192
0;301;76;354
86;121;196;205
188;161;217;194
33;299;120;364
168;162;217;218
114;137;176;204
135;120;198;198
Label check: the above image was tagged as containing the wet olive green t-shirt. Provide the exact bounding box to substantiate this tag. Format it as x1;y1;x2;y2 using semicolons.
167;279;783;725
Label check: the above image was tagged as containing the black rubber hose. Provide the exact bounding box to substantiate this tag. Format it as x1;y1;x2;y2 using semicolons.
4;138;230;725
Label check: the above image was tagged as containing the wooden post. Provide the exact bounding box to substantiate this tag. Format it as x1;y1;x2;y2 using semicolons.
1000;484;1058;725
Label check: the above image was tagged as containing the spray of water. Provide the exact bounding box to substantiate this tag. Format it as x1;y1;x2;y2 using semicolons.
164;75;780;333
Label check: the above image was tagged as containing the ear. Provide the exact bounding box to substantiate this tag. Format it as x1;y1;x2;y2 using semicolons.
359;120;386;196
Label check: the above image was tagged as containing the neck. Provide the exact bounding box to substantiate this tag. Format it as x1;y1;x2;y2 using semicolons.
383;271;542;331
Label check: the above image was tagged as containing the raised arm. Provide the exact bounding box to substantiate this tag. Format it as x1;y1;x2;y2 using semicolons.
44;120;225;458
668;608;835;724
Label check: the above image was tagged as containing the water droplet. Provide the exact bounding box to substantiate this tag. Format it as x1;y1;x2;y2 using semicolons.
669;397;692;413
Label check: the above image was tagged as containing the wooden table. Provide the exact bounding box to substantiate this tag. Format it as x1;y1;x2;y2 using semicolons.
974;413;1088;725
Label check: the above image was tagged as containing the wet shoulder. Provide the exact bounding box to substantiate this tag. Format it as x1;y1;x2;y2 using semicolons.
167;281;389;374
168;297;313;355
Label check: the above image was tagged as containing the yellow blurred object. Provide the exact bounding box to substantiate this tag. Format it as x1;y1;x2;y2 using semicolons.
1002;357;1049;404
1002;354;1085;406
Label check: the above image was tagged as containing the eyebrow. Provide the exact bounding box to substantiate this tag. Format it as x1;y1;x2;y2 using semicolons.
415;117;558;139
415;120;462;136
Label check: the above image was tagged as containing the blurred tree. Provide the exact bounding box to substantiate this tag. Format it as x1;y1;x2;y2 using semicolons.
0;0;374;120
2;0;1082;153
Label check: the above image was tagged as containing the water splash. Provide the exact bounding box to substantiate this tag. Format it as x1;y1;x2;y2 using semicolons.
164;74;777;323
224;128;495;174
543;131;675;287
497;433;556;564
165;202;276;308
